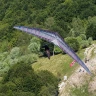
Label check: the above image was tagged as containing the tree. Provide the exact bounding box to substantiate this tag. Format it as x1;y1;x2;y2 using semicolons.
28;37;41;54
80;40;89;48
1;62;58;96
38;86;52;96
45;17;55;29
10;47;20;59
37;70;58;96
86;24;96;40
88;37;93;45
88;16;96;25
69;18;87;37
54;45;62;54
65;37;80;52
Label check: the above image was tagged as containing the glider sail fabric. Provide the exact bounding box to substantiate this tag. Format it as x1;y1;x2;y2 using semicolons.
14;26;91;74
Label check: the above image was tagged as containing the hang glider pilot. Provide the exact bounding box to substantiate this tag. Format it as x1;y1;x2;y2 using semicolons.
43;45;50;59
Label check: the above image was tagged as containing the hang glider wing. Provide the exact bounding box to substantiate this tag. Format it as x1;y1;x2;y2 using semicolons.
14;26;91;74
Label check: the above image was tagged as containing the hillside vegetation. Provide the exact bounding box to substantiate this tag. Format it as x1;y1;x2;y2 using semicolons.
0;0;96;96
0;0;96;52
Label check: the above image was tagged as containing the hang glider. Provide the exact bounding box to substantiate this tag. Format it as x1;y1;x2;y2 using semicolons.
14;26;91;75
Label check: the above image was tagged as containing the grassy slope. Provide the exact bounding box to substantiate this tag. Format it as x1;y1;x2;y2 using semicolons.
32;50;84;79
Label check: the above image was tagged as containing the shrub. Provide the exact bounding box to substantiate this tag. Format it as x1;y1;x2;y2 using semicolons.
65;37;80;52
54;45;62;54
28;37;41;54
10;47;20;59
81;40;89;48
19;54;38;64
28;42;40;53
1;62;58;95
88;37;93;45
80;34;86;40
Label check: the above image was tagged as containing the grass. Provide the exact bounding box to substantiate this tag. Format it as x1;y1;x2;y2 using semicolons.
32;49;85;79
0;77;3;82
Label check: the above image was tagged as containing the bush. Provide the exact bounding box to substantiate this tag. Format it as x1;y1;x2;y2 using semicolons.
38;86;52;96
86;24;96;40
70;84;90;96
28;37;41;54
0;82;16;93
80;34;86;40
10;47;20;59
19;54;38;64
65;37;80;52
0;93;6;96
81;40;89;48
13;92;35;96
0;41;9;52
37;70;58;96
28;42;40;53
1;62;58;96
88;37;93;45
54;45;62;54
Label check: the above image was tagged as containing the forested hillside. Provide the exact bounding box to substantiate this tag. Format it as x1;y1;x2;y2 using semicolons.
0;0;96;96
0;0;96;51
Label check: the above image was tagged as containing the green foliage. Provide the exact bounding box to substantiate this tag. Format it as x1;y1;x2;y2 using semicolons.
0;52;8;61
76;36;82;42
88;16;96;25
45;17;55;29
2;62;42;94
28;37;41;54
0;0;96;95
19;54;38;64
76;35;92;49
69;18;87;37
0;46;38;76
0;41;9;52
38;84;58;96
30;37;41;44
0;0;96;44
70;84;91;96
54;45;62;54
80;40;89;49
1;1;95;96
1;81;16;92
76;36;83;48
38;86;52;96
13;92;35;96
80;34;86;40
88;37;93;45
28;43;40;53
0;62;58;96
10;47;20;59
86;24;96;40
65;37;80;52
